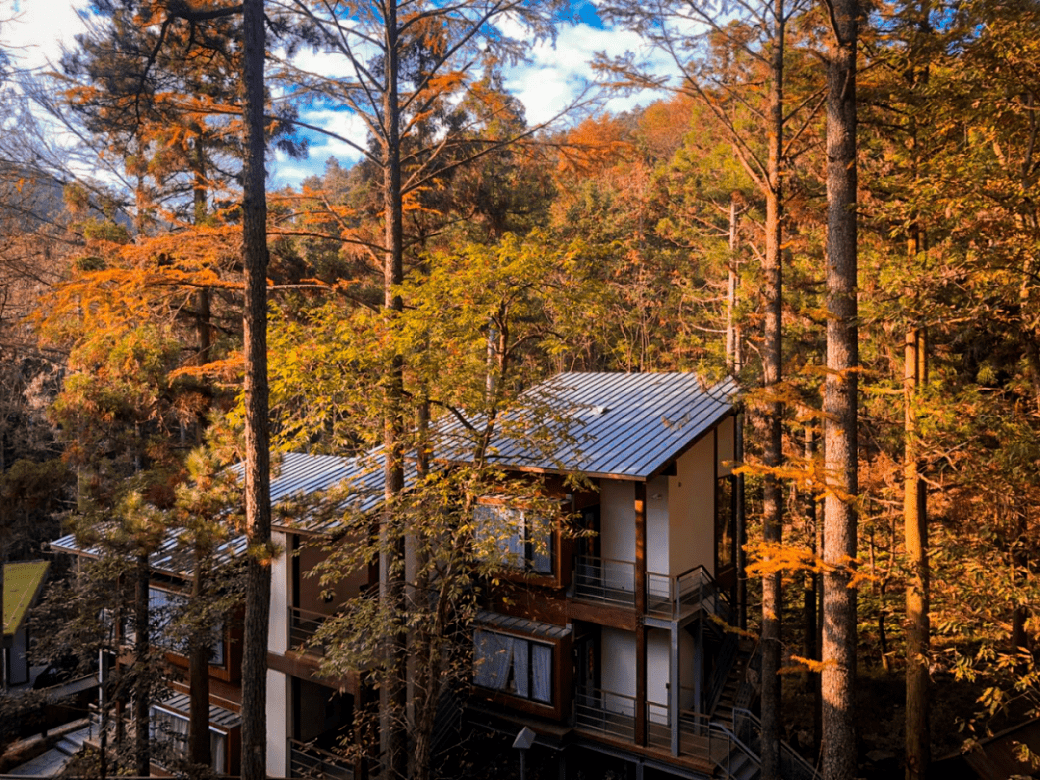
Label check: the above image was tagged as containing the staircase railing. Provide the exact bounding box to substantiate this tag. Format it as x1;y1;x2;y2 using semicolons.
707;631;740;714
670;711;762;779
733;707;821;780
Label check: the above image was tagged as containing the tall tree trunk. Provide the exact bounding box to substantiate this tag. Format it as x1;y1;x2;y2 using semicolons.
134;553;151;776
821;1;860;778
760;2;786;776
381;2;409;776
189;544;213;771
904;321;930;780
727;193;742;374
803;428;818;694
240;2;272;779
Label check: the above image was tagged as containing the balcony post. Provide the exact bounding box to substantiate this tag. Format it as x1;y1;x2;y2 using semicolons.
670;626;680;756
635;482;647;747
694;618;704;716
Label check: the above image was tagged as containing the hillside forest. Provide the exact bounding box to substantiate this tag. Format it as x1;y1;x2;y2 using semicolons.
0;1;1037;780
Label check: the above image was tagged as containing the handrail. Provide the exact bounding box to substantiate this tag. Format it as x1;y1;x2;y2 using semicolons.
288;738;354;780
733;707;821;780
288;606;329;656
574;555;636;606
707;632;739;714
575;686;637;741
706;720;762;779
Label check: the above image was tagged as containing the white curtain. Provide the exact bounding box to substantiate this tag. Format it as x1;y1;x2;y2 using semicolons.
512;640;529;698
150;705;228;774
531;643;552;703
474;631;511;689
210;731;227;774
474;630;554;705
150;706;189;757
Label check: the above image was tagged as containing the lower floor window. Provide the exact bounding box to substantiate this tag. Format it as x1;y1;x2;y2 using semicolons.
473;630;553;705
149;705;227;774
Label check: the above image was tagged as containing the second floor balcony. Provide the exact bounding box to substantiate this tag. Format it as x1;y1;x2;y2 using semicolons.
573;557;730;621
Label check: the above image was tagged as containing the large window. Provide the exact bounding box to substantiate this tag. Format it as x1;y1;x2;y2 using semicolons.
149;705;227;774
473;629;553;705
125;588;225;667
473;504;553;575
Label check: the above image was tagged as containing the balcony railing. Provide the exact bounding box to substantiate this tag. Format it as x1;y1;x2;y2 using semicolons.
574;556;635;606
575;687;636;741
289;606;330;657
289;739;354;780
575;558;732;623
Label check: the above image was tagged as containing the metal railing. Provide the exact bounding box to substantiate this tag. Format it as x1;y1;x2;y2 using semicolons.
707;632;740;714
574;556;635;606
289;606;330;656
733;708;821;780
289;739;355;780
574;687;636;741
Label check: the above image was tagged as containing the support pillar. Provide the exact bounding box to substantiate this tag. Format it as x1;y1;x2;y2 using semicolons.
670;626;680;756
694;619;704;717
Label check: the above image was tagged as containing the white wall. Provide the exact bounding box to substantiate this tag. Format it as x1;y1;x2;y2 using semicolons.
668;434;715;575
601;626;636;711
269;531;289;655
266;669;289;778
646;475;670;577
600;480;635;591
647;628;670;724
600;480;635;563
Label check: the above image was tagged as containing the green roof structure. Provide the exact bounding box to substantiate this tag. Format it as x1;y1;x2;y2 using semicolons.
4;560;50;639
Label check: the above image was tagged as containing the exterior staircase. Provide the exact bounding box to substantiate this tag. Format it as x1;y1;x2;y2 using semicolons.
710;637;756;727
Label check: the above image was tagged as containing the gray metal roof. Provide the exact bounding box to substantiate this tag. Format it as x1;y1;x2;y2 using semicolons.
50;530;248;579
439;372;737;480
155;691;242;730
51;451;404;569
266;450;412;535
476;609;572;640
51;373;736;570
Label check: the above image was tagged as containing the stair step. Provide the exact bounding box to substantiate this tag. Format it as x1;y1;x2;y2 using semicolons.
56;739;81;756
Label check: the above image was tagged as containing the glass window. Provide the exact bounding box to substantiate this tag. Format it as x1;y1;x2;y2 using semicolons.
473;629;554;705
474;505;553;575
126;588;225;667
149;705;227;774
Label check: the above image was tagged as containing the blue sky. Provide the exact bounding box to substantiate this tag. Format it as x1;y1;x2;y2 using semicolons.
1;0;673;189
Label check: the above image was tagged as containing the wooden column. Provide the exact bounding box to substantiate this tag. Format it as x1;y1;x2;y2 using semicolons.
635;482;647;747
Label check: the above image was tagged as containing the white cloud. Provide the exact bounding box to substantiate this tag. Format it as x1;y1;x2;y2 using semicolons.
1;4;679;189
2;0;88;72
502;22;675;126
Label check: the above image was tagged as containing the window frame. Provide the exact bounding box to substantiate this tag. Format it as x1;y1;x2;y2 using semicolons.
473;503;555;576
473;628;554;706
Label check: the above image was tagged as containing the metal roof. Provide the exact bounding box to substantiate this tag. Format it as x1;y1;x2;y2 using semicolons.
265;450;412;535
476;609;572;640
155;691;242;730
50;530;248;580
439;372;738;480
51;373;737;570
51;450;405;570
